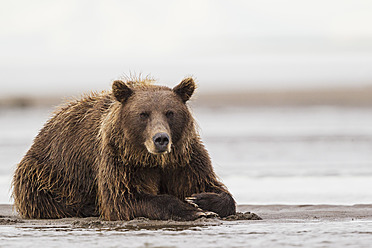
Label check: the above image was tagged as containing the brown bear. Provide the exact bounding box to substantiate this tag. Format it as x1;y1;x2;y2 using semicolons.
12;77;236;220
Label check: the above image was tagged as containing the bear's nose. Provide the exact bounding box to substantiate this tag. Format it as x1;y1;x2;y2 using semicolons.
153;132;170;152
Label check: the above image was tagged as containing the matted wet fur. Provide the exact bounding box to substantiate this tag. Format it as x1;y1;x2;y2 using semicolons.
12;77;236;220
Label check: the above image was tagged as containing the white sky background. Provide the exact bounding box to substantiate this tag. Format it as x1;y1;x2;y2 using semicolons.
1;0;372;96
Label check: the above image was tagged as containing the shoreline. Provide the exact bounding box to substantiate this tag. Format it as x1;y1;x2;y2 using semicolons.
1;204;371;229
195;86;372;107
2;204;372;248
1;86;372;108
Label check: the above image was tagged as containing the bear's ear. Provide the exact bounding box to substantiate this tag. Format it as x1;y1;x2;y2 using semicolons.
112;80;133;103
173;77;196;103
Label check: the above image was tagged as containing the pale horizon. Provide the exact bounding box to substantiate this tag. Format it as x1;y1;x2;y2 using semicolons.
1;0;372;97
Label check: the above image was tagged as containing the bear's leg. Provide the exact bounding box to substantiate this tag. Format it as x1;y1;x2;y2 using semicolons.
13;159;77;219
132;194;208;221
185;192;236;217
13;181;71;219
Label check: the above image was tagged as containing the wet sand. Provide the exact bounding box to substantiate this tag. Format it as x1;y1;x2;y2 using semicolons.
0;204;261;229
1;204;371;228
238;204;372;221
2;204;372;247
0;204;372;248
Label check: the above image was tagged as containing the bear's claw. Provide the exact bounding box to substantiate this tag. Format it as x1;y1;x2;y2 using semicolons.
185;197;199;208
186;197;218;218
195;211;218;219
204;211;218;218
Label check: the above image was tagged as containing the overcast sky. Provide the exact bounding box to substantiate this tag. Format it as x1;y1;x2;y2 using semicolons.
1;0;372;96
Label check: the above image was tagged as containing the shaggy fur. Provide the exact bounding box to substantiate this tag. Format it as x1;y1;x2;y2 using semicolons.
12;77;236;220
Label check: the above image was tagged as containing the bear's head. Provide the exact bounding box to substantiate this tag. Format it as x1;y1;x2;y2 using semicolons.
111;77;196;160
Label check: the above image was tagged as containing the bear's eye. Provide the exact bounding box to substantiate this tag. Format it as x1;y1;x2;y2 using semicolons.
165;110;174;118
140;112;150;120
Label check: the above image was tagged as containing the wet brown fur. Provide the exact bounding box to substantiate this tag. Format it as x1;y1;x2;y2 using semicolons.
12;77;236;220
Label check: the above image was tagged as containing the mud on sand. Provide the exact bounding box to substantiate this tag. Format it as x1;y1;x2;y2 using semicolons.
0;204;261;230
1;204;371;230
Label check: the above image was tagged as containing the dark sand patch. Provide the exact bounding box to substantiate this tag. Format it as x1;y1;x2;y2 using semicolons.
2;86;372;108
195;86;372;107
1;204;371;230
238;204;372;221
0;204;260;230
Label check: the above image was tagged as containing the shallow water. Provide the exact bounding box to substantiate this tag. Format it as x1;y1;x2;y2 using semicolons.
194;106;372;204
1;220;372;247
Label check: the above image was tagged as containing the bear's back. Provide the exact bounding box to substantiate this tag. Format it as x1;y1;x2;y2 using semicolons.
33;92;113;166
14;92;114;217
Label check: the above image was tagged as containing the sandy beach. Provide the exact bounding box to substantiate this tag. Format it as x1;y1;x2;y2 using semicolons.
1;204;372;247
2;204;372;227
2;204;372;224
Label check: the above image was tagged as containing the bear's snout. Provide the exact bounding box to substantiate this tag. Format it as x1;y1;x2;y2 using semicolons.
152;132;170;153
